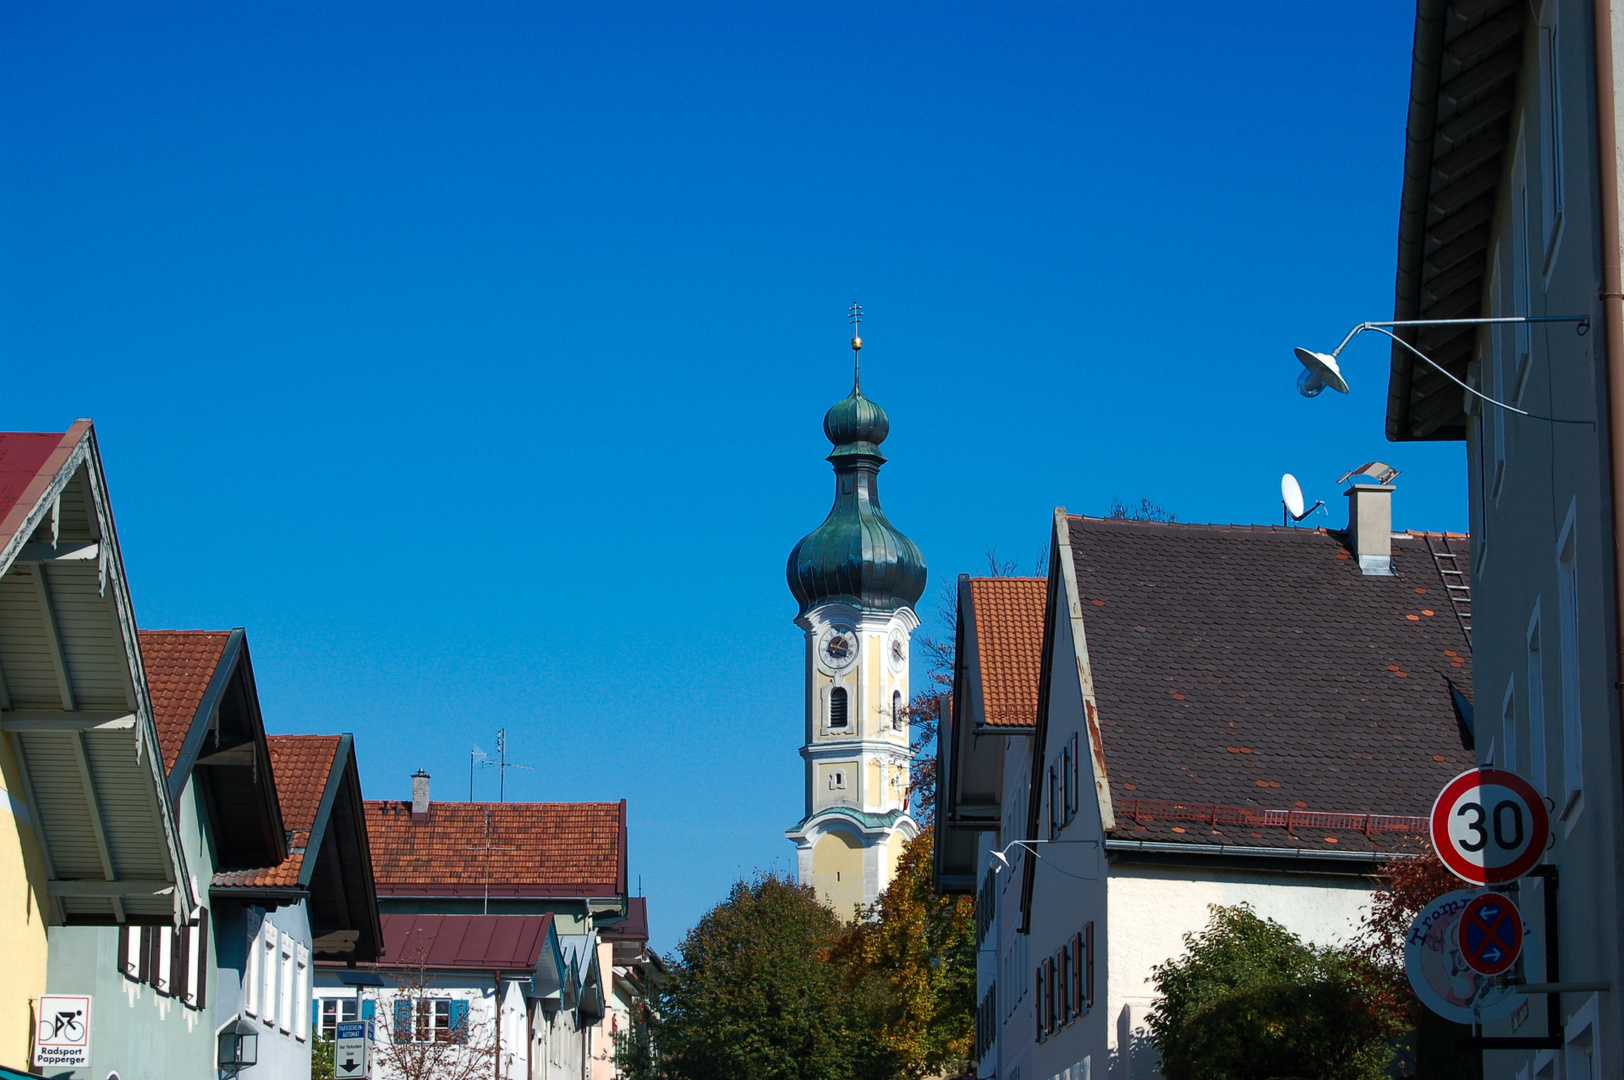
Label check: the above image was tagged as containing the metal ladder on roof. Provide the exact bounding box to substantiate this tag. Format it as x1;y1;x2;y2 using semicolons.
1424;532;1472;647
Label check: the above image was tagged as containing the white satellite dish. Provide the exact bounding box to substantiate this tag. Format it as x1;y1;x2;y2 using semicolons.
1294;347;1350;397
1280;473;1325;525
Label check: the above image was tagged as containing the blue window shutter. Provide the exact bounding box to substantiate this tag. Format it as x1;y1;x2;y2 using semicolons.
313;999;322;1038
450;1000;469;1044
393;999;412;1044
361;999;375;1021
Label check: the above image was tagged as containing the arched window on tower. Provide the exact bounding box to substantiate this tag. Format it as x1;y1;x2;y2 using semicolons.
892;690;904;731
829;687;848;729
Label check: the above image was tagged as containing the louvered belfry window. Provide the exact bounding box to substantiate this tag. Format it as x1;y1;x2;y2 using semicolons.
830;687;849;728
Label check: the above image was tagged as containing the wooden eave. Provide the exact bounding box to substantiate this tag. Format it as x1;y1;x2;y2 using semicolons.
1387;0;1527;441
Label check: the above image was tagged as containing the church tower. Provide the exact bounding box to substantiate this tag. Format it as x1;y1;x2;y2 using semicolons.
785;312;926;916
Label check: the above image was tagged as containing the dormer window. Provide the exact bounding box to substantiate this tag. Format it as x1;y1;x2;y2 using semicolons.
830;687;849;729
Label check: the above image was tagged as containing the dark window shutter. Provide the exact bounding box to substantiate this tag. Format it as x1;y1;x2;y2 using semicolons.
1034;966;1044;1041
1084;922;1095;1008
195;911;209;1010
118;926;133;980
137;926;153;985
1057;945;1070;1025
830;687;848;728
173;924;189;1005
1070;932;1084;1014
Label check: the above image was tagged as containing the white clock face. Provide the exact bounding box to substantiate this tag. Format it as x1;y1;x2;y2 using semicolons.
888;628;907;672
820;627;857;670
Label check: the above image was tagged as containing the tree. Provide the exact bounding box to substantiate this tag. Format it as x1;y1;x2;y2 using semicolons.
1146;904;1408;1080
312;1035;335;1080
370;954;500;1080
1107;496;1177;522
832;830;976;1080
1352;849;1482;1080
653;873;887;1080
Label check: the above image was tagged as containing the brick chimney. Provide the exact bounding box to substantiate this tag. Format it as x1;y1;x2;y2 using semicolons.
1345;483;1395;576
411;769;431;821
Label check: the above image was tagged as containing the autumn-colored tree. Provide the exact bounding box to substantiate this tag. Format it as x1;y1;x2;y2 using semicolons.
832;830;976;1080
1352;848;1482;1080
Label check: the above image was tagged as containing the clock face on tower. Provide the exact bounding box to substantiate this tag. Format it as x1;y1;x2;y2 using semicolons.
888;628;907;672
820;627;858;670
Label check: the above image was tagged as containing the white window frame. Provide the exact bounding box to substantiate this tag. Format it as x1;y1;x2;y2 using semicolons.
1556;502;1583;817
244;911;262;1017
1527;604;1548;796
1539;4;1565;270
294;944;310;1042
1501;678;1518;776
279;932;294;1033
1564;993;1602;1079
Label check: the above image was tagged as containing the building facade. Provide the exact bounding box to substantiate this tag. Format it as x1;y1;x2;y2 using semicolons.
785;334;925;914
939;503;1481;1080
1382;1;1624;1073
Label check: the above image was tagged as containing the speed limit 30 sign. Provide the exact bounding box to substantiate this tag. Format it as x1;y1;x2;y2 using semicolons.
1430;768;1550;885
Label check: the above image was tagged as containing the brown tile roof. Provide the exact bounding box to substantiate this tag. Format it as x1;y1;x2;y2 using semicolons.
213;736;341;890
1063;516;1475;851
365;800;626;898
138;630;232;775
967;577;1046;727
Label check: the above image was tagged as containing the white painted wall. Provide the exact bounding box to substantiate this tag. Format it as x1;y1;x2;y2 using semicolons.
1104;867;1372;1079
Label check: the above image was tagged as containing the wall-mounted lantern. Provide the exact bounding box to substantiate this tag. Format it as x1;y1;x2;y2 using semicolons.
217;1017;258;1073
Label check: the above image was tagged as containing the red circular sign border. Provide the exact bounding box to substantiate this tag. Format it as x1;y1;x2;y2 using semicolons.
1429;768;1549;885
1458;892;1524;976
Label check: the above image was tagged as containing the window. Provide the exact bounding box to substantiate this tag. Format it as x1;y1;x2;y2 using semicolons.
829;687;848;729
1557;513;1583;813
1056;944;1071;1026
1034;966;1045;1042
1528;608;1548;794
891;690;903;731
261;924;278;1027
1502;679;1518;776
829;771;845;790
1539;8;1565;262
320;997;359;1038
294;944;310;1041
1084;922;1095;1010
1048;764;1058;840
1045;956;1057;1033
1067;733;1080;819
1070;931;1086;1016
244;911;263;1017
279;932;294;1032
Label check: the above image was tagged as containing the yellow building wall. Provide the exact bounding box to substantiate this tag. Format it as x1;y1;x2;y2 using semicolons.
811;831;865;919
883;828;909;886
0;737;50;1070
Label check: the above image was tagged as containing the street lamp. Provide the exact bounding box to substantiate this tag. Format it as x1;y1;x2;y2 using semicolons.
1294;315;1591;424
987;838;1099;873
217;1017;258;1074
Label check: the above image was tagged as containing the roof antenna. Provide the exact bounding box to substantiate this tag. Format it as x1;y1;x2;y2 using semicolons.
1281;473;1326;526
470;745;493;801
848;301;864;392
492;727;533;803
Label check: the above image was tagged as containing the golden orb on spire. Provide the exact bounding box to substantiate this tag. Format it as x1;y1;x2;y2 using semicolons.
851;334;862;352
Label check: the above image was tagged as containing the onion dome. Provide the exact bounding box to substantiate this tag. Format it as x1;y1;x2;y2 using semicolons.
787;385;927;615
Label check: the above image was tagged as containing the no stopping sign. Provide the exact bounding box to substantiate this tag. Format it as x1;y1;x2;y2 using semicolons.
1430;768;1549;885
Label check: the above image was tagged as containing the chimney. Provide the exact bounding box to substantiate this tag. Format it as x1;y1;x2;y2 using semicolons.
1345;483;1395;575
411;770;431;821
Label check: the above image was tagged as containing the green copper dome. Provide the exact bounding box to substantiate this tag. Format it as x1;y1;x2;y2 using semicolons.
787;387;927;616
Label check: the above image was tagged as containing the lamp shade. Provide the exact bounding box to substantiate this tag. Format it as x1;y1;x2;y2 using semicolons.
1294;347;1350;395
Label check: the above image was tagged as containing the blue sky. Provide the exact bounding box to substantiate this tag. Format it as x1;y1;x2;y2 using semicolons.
1;2;1456;952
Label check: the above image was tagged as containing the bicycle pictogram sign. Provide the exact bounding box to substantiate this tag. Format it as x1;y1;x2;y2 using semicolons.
1458;892;1524;976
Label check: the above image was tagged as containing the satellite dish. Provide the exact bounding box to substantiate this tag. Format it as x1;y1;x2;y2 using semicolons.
1294;347;1350;397
1280;473;1326;525
1282;474;1306;519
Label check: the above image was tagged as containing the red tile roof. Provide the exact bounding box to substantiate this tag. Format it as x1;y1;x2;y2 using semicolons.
213;736;341;890
967;577;1046;727
378;913;555;972
0;425;85;559
366;800;627;898
138;630;233;775
1061;516;1476;852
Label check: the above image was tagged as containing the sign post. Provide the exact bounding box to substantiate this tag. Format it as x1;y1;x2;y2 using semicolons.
335;1019;371;1079
34;995;92;1069
1429;768;1549;885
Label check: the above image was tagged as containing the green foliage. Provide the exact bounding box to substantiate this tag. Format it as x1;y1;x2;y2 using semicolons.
613;1009;660;1080
1147;905;1408;1080
834;831;976;1079
655;873;889;1080
311;1035;335;1080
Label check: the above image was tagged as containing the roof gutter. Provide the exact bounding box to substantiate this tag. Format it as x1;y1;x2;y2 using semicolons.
1596;0;1624;855
1104;839;1404;864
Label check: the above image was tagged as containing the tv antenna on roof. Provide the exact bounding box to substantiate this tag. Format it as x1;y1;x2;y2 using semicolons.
1281;474;1326;526
492;728;532;803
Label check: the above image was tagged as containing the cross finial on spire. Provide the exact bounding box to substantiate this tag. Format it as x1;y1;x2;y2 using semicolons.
848;302;864;391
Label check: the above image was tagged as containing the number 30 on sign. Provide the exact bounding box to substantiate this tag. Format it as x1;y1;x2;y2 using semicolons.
1430;768;1550;885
